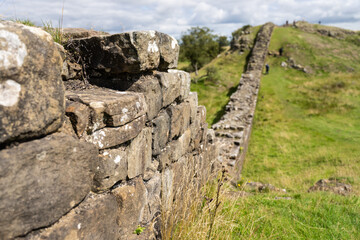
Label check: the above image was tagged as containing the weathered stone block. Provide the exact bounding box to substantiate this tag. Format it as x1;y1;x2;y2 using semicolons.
144;172;161;223
66;89;147;131
186;92;199;124
93;127;152;191
156;32;179;70
65;100;90;137
151;110;170;155
112;177;148;239
22;193;119;240
0;134;97;239
157;129;191;170
161;168;174;211
166;102;191;140
197;105;207;125
168;69;190;101
68;30;179;75
156;72;181;107
0;21;64;145
127;127;152;179
93;148;128;192
84;115;146;149
126;75;163;120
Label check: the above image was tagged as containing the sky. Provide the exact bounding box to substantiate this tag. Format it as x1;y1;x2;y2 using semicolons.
1;0;359;39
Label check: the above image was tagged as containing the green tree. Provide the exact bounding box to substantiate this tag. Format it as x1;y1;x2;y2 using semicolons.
179;27;220;75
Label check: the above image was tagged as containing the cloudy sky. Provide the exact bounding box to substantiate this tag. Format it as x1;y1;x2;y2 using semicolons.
1;0;359;39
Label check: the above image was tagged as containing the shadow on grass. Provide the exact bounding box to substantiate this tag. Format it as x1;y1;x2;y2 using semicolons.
211;85;239;125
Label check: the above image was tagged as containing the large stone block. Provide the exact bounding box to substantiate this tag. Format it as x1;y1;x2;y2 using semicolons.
186;92;199;124
126;75;163;120
84;115;146;149
112;177;148;239
166;102;191;140
65;100;90;137
156;72;181;107
66;89;147;131
151;110;170;155
156;32;179;70
0;21;64;145
144;172;161;223
93;148;128;192
22;193;119;240
93;127;152;191
88;74;163;121
168;69;190;101
127;127;152;179
161;168;174;211
68;30;179;76
0;134;97;239
157;129;191;170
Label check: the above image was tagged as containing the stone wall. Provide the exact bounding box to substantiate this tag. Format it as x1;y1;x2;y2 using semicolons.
0;21;218;240
212;23;275;179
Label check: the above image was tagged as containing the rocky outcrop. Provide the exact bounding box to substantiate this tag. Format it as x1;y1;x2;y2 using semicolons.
0;20;218;239
294;21;356;40
212;23;275;178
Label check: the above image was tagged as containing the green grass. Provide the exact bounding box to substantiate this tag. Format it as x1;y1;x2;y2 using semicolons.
243;26;360;193
179;25;360;239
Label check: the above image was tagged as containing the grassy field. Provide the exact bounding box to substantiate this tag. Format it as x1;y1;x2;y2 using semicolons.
175;25;360;239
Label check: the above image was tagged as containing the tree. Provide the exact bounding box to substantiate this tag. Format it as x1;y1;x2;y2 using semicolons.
179;27;220;75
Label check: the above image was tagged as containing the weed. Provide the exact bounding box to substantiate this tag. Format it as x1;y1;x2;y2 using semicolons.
12;18;35;26
133;225;145;235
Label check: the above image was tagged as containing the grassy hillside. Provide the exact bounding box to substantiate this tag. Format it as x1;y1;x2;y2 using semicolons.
181;26;260;125
175;24;360;239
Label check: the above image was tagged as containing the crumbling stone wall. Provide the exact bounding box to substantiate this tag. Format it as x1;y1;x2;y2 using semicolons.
212;23;275;179
0;21;218;240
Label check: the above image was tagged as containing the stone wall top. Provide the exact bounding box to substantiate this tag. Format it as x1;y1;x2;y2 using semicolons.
67;30;179;76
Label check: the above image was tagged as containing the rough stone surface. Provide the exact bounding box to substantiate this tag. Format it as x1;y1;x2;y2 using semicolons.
65;100;90;137
94;148;128;192
127;127;152;179
112;177;149;240
156;72;182;107
151;110;170;155
126;75;163;120
144;172;161;223
168;69;191;101
68;30;179;76
166;102;191;140
0;134;97;239
22;193;119;240
0;21;64;145
156;32;179;70
157;129;191;170
84;115;146;149
66;89;147;131
186;92;198;124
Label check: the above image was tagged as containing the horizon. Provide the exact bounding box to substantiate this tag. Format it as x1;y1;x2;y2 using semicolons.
1;0;359;39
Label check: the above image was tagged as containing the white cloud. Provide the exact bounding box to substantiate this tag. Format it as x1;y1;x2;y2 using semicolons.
0;0;359;39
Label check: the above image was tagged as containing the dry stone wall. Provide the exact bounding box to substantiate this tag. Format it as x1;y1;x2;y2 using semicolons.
0;21;218;240
212;23;275;178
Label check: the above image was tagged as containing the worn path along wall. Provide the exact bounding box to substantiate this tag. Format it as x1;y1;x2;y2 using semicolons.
0;21;218;240
212;23;275;179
